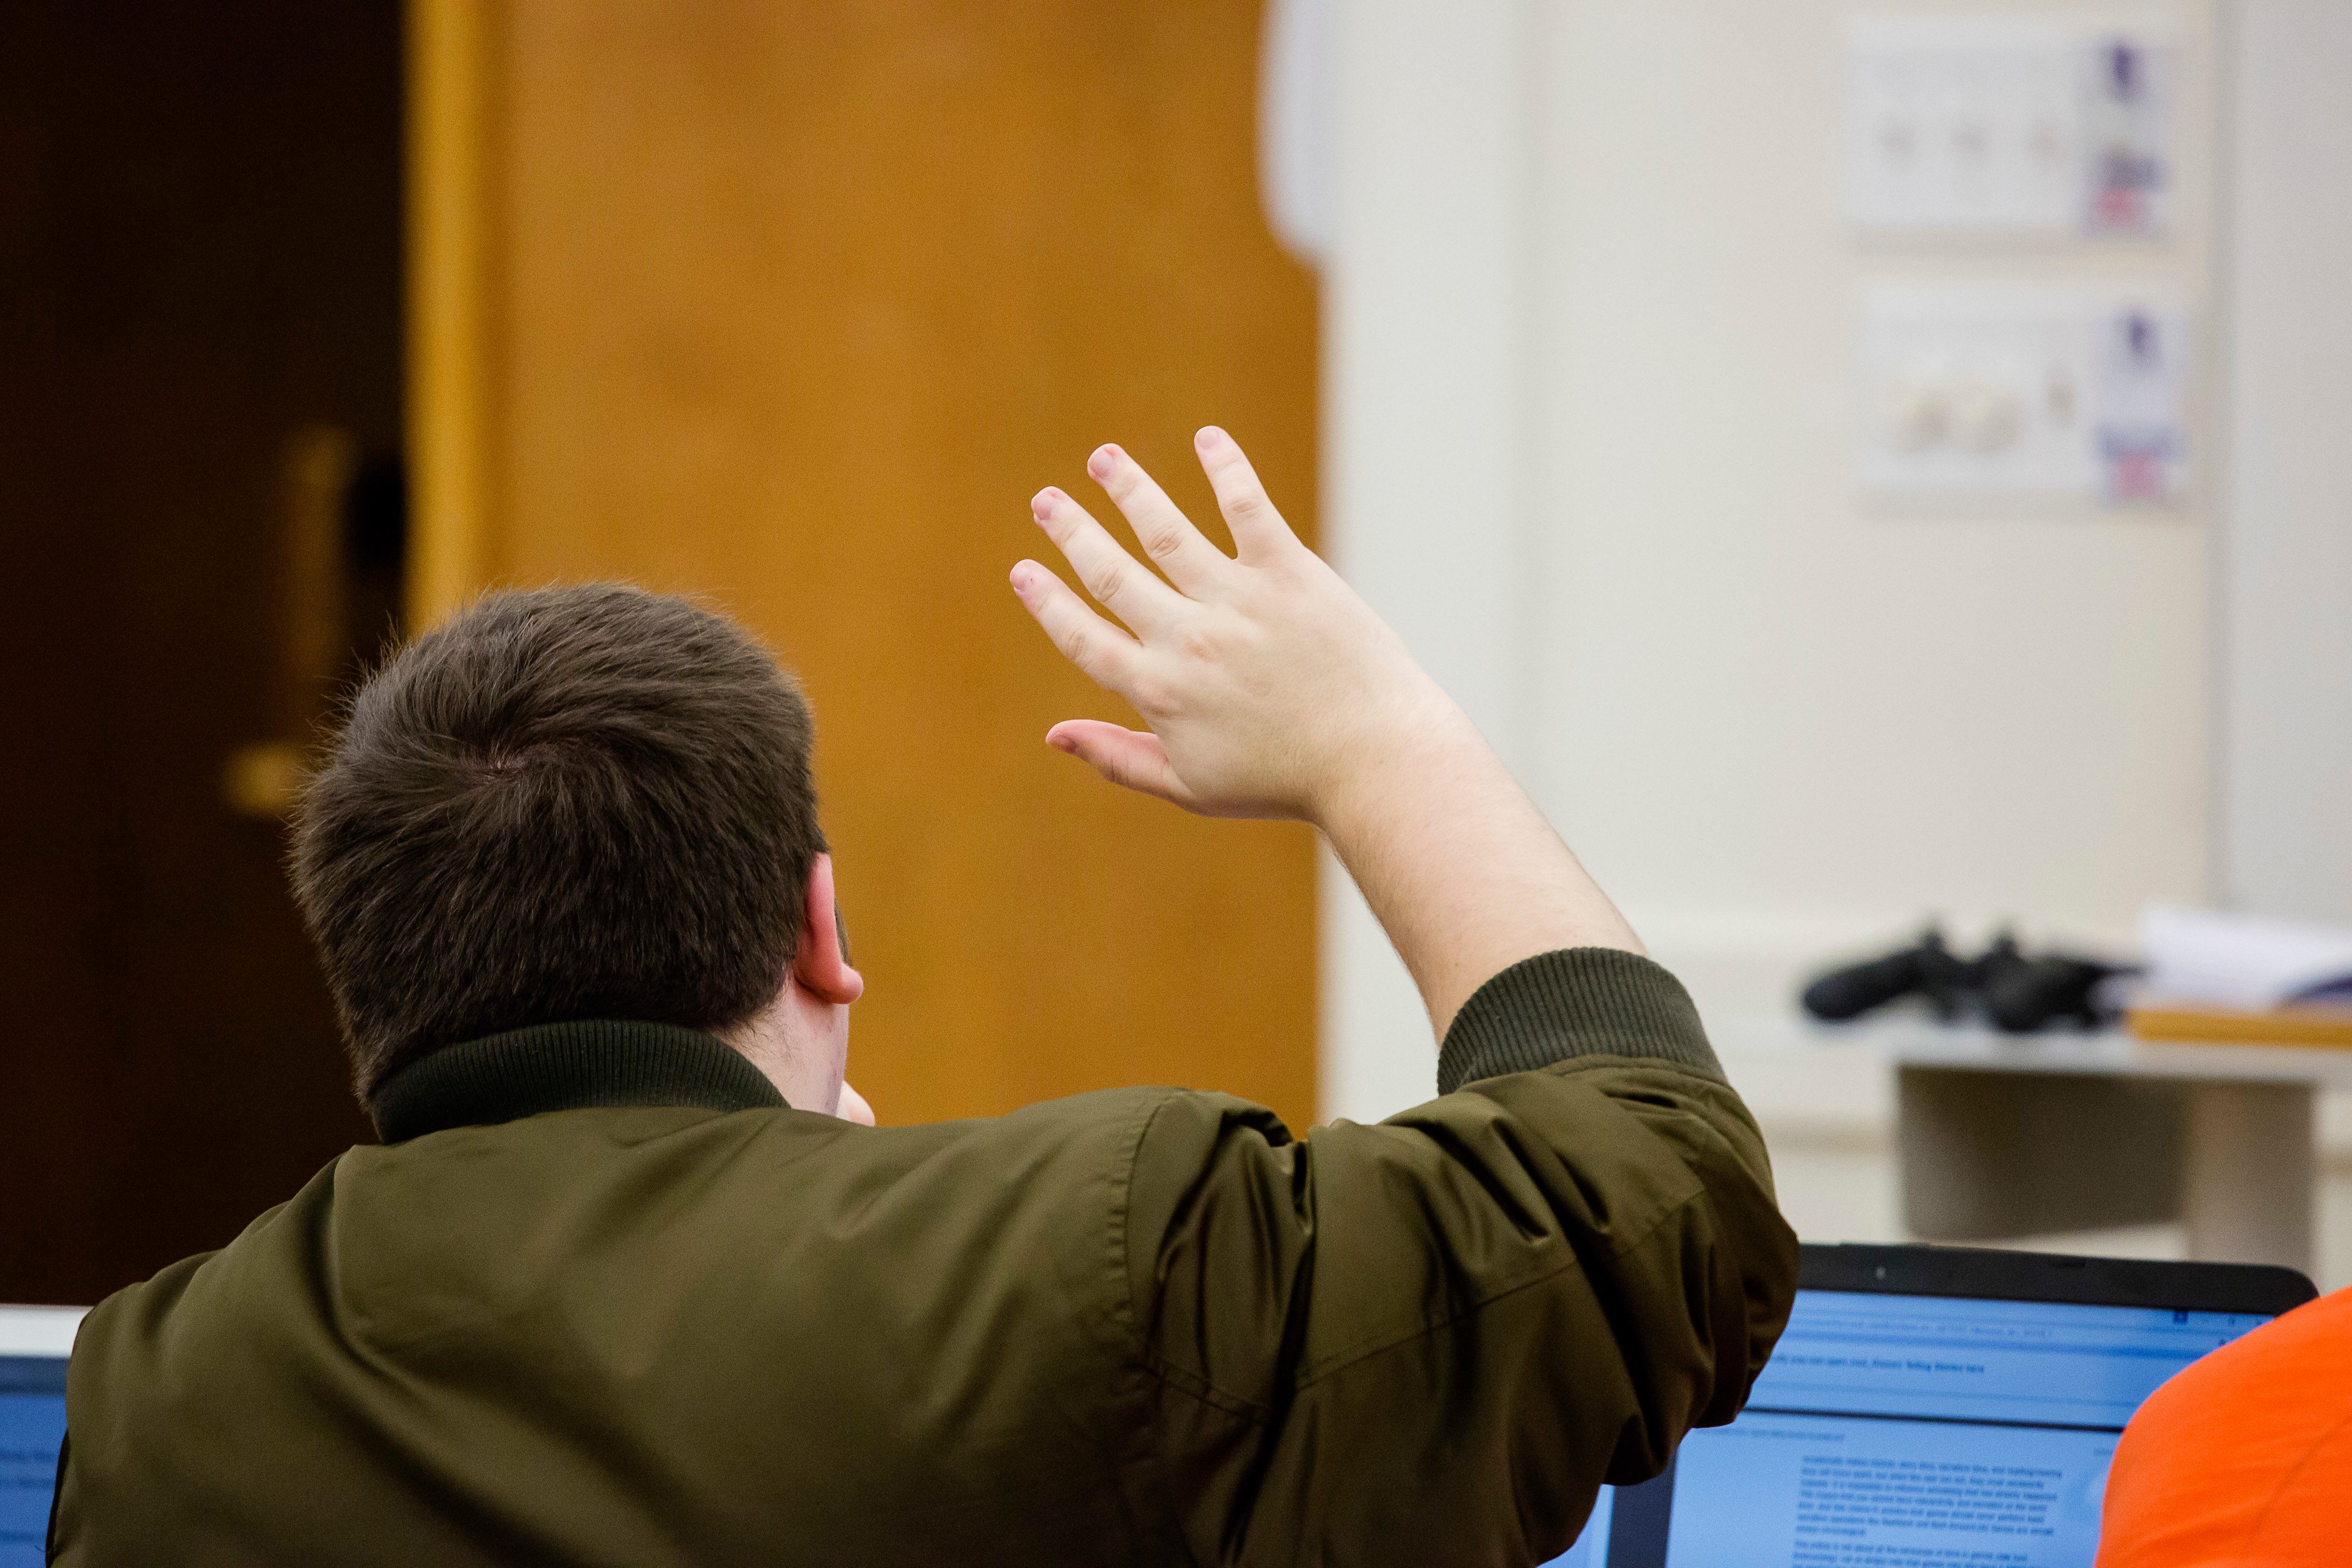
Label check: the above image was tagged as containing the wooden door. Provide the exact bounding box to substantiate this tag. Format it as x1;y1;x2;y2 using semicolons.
414;1;1320;1128
0;1;401;1304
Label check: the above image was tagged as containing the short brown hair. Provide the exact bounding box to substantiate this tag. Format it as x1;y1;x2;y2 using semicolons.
292;584;823;1099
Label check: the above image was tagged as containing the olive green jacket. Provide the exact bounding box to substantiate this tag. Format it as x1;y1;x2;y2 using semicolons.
54;949;1796;1565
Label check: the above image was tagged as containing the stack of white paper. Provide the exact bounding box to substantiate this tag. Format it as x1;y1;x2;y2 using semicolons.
2139;904;2352;1010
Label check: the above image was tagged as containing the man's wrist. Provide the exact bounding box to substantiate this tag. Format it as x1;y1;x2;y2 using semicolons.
1305;678;1644;1035
1305;684;1485;850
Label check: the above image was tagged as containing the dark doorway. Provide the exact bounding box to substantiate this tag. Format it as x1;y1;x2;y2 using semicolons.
0;2;404;1304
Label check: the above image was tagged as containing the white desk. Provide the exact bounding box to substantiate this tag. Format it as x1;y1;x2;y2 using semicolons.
1840;1020;2352;1275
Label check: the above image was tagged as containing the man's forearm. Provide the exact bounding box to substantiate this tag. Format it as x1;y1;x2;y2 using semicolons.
1315;690;1644;1039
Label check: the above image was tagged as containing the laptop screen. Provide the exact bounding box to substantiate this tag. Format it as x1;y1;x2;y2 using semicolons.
1;1354;67;1568
0;1309;79;1568
1544;1286;2276;1567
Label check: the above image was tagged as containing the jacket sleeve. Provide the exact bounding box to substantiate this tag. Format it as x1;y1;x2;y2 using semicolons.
1122;948;1798;1567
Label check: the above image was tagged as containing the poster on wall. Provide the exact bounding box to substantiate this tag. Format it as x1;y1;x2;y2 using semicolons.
1847;14;2174;237
1853;283;2190;505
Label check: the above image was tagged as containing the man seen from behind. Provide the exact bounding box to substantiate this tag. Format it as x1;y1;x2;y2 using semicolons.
51;429;1799;1565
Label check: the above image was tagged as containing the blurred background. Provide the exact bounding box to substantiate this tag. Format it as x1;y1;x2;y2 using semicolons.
2;0;2347;1306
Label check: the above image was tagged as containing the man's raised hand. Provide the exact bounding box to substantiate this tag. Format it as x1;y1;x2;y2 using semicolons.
1012;424;1643;1035
1010;427;1442;825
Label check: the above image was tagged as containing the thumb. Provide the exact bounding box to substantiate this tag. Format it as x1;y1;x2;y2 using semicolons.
1046;722;1201;810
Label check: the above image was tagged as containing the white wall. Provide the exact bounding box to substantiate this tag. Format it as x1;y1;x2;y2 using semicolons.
1321;0;2223;1123
1527;0;2221;1025
1312;1;2350;1286
1319;0;1538;1122
2221;0;2352;927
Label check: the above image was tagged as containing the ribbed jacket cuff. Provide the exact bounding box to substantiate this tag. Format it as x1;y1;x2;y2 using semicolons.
1437;947;1723;1095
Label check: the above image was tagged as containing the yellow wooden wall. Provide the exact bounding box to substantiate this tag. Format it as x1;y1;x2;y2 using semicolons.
408;0;1319;1128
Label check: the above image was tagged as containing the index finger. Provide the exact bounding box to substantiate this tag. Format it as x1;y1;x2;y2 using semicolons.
1192;426;1301;564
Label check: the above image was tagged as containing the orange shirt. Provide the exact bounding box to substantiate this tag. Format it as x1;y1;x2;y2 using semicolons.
2097;1284;2352;1566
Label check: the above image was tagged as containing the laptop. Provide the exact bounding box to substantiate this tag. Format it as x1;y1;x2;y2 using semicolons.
0;1306;82;1568
1545;1243;2317;1567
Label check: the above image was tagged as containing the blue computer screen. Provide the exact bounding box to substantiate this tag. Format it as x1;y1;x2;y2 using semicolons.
0;1357;67;1568
1543;1289;2271;1568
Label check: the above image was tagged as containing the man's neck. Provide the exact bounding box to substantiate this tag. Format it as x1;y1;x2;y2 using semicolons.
718;984;842;1114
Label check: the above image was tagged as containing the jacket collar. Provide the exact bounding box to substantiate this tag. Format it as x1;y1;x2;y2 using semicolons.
369;1019;787;1143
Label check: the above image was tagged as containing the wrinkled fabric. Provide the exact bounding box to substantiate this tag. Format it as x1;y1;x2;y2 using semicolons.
2096;1284;2352;1568
55;955;1796;1566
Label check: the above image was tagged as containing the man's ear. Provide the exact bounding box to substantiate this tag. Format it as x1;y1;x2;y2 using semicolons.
793;853;865;1005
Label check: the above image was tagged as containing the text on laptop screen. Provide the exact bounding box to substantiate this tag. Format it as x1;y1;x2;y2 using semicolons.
0;1356;67;1568
1543;1288;2272;1568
